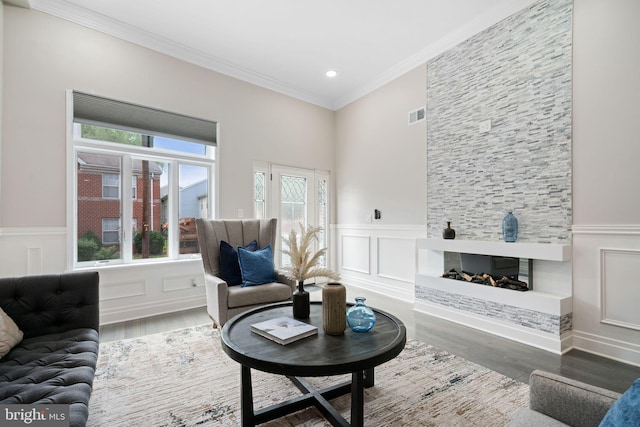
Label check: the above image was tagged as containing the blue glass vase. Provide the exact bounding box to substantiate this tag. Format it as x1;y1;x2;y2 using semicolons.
346;297;376;332
502;211;518;242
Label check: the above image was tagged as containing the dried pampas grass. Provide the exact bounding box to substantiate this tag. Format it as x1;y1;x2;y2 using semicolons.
281;223;340;283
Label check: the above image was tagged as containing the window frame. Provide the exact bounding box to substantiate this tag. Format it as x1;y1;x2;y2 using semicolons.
67;91;217;269
253;162;331;270
253;161;269;219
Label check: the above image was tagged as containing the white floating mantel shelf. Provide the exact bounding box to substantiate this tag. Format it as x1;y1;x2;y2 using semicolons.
417;238;571;262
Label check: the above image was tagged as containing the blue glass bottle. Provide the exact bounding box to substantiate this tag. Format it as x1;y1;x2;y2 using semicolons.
347;297;376;332
503;211;518;242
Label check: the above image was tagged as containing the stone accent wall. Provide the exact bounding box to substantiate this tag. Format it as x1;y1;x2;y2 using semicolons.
426;0;573;243
416;284;572;335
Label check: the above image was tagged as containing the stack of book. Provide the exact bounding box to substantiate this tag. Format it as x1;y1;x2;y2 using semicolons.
250;316;318;345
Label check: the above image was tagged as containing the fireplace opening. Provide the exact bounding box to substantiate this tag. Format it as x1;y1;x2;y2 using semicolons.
442;253;531;291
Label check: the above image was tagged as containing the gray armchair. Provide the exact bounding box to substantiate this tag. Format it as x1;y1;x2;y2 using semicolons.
195;218;296;327
509;370;622;426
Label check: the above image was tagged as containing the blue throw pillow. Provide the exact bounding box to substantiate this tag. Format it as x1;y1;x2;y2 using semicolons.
600;378;640;427
219;240;258;286
238;244;275;287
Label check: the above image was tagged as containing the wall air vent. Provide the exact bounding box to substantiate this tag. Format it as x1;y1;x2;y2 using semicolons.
408;107;426;125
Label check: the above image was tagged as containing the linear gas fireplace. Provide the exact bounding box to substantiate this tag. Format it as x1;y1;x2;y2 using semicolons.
442;253;531;291
415;238;572;353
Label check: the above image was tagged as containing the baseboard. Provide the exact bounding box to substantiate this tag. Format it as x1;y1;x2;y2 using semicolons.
414;300;572;354
341;274;414;303
100;295;206;325
572;329;640;367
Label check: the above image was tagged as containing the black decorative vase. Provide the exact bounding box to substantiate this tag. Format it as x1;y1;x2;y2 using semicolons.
443;221;456;239
292;281;310;319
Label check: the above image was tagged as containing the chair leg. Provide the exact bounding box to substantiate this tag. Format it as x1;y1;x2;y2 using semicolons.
212;320;218;329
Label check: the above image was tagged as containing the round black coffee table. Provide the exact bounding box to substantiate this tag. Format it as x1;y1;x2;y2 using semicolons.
221;301;406;427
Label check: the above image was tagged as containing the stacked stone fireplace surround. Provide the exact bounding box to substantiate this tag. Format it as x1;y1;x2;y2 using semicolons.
416;0;573;354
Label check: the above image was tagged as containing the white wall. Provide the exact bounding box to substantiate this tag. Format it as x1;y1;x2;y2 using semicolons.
2;7;334;228
334;66;427;301
335;65;427;226
571;0;640;365
573;0;640;225
0;6;334;323
334;1;640;365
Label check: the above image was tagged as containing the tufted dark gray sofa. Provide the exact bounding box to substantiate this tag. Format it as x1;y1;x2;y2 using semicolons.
0;271;100;427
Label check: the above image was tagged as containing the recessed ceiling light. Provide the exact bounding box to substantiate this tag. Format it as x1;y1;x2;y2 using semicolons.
326;70;337;78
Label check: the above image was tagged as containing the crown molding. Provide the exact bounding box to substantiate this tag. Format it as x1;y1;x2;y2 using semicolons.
30;0;335;110
333;0;537;110
31;0;535;111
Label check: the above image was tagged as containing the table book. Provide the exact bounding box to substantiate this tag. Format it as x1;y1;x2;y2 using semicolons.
250;316;318;345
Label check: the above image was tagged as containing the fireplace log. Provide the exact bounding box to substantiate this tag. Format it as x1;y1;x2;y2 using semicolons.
496;276;528;289
441;269;528;291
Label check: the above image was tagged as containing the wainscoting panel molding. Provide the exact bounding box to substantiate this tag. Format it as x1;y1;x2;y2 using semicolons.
0;227;207;324
163;274;205;292
600;249;640;331
340;234;371;274
0;227;67;277
27;247;43;275
377;236;416;283
333;224;426;302
572;225;640;366
101;279;147;301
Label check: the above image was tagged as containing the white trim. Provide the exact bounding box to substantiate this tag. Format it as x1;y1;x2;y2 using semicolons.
66;90;76;270
343;275;414;303
599;248;640;331
572;224;640;235
99;295;206;325
376;236;416;283
0;227;66;236
572;329;640;368
340;234;371;274
334;223;426;232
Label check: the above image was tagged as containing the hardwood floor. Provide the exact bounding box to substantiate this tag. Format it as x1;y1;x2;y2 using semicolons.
99;285;640;394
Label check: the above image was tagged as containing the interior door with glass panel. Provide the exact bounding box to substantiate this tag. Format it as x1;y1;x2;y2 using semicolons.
270;165;329;271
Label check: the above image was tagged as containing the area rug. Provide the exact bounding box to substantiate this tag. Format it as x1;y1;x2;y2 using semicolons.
88;325;528;426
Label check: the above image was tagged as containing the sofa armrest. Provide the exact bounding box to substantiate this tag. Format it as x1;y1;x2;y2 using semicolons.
0;271;100;339
203;273;230;324
528;370;621;427
274;270;296;294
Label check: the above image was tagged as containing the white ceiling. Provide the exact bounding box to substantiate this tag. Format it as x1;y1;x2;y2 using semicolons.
28;0;535;110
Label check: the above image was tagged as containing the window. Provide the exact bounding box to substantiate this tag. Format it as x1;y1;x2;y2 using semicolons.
102;174;119;199
317;177;328;266
71;91;217;266
101;174;137;199
102;218;120;245
254;172;266;219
